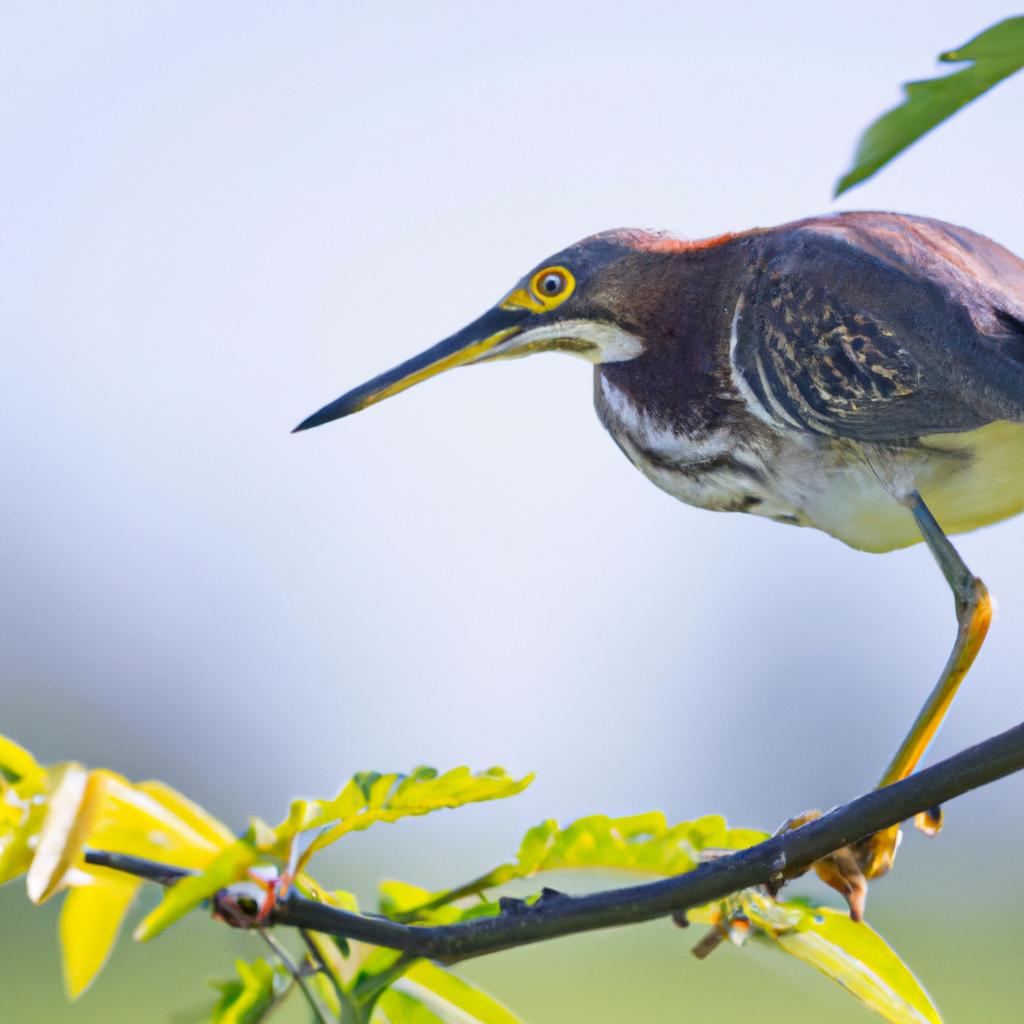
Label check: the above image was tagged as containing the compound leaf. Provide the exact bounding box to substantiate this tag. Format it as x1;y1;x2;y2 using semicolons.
289;767;533;874
386;812;938;1024
390;812;769;921
137;766;530;941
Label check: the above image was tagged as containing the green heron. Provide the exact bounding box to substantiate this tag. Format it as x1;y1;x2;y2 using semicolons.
295;212;1024;916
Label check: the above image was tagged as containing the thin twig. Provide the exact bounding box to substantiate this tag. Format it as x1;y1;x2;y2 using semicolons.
258;927;332;1024
86;719;1024;965
300;928;350;1019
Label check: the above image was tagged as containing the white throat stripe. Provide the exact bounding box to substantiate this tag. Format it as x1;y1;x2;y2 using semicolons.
515;319;644;363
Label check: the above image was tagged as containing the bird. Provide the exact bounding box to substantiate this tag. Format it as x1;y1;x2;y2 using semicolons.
295;211;1024;917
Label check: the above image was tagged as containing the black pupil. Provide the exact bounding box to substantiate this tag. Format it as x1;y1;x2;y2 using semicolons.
542;274;562;295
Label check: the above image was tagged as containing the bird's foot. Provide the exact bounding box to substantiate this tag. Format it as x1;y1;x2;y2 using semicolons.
772;800;945;920
770;810;880;922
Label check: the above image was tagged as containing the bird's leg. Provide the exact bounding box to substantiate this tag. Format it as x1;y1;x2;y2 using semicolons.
853;489;992;880
773;492;992;920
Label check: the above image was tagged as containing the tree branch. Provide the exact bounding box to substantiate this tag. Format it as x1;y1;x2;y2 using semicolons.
86;720;1024;964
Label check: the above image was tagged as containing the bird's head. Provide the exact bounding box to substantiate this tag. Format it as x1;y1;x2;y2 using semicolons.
293;230;682;432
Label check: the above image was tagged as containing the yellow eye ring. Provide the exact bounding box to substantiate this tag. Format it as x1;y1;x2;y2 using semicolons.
528;265;576;310
500;265;576;314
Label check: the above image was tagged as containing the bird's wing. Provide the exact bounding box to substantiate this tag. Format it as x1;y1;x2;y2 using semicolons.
730;213;1024;442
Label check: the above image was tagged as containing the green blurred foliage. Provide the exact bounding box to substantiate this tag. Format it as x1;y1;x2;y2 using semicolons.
211;959;285;1023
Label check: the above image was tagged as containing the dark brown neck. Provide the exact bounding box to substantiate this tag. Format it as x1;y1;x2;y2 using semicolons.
594;237;758;435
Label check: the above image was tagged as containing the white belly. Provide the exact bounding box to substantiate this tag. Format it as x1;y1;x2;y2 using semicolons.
611;412;1024;554
788;422;1024;551
597;377;1024;553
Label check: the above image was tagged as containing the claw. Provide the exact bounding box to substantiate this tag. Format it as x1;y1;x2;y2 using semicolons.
914;805;943;837
812;847;868;922
772;809;879;920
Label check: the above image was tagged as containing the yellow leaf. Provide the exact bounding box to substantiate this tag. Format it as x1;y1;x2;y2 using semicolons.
0;734;43;785
26;766;103;903
742;893;942;1024
59;873;141;999
397;960;524;1024
26;766;231;905
0;795;48;885
379;879;434;917
92;776;231;869
136;780;235;848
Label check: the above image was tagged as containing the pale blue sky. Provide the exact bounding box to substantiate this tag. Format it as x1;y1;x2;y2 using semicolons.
2;1;1022;1000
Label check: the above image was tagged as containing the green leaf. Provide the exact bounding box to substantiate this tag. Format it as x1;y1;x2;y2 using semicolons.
391;811;769;921
138;765;530;942
836;17;1024;194
379;880;500;926
372;962;523;1024
134;839;257;941
741;892;942;1024
210;959;286;1024
384;812;939;1024
512;811;766;877
286;766;533;875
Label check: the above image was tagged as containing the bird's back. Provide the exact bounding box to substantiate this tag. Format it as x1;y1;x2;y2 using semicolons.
738;211;1024;431
788;211;1024;338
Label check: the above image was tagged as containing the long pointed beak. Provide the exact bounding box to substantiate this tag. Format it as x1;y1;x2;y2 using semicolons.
293;306;526;433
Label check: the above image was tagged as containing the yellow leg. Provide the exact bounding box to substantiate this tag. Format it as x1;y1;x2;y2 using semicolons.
856;490;992;880
776;492;993;919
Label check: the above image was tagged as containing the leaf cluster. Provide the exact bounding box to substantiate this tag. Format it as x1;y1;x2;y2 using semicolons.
1;734;941;1023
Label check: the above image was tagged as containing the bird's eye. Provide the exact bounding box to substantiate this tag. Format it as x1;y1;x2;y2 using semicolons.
502;265;576;314
538;270;567;296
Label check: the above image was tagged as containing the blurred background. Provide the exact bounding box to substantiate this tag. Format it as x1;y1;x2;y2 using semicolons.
2;2;1022;1021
